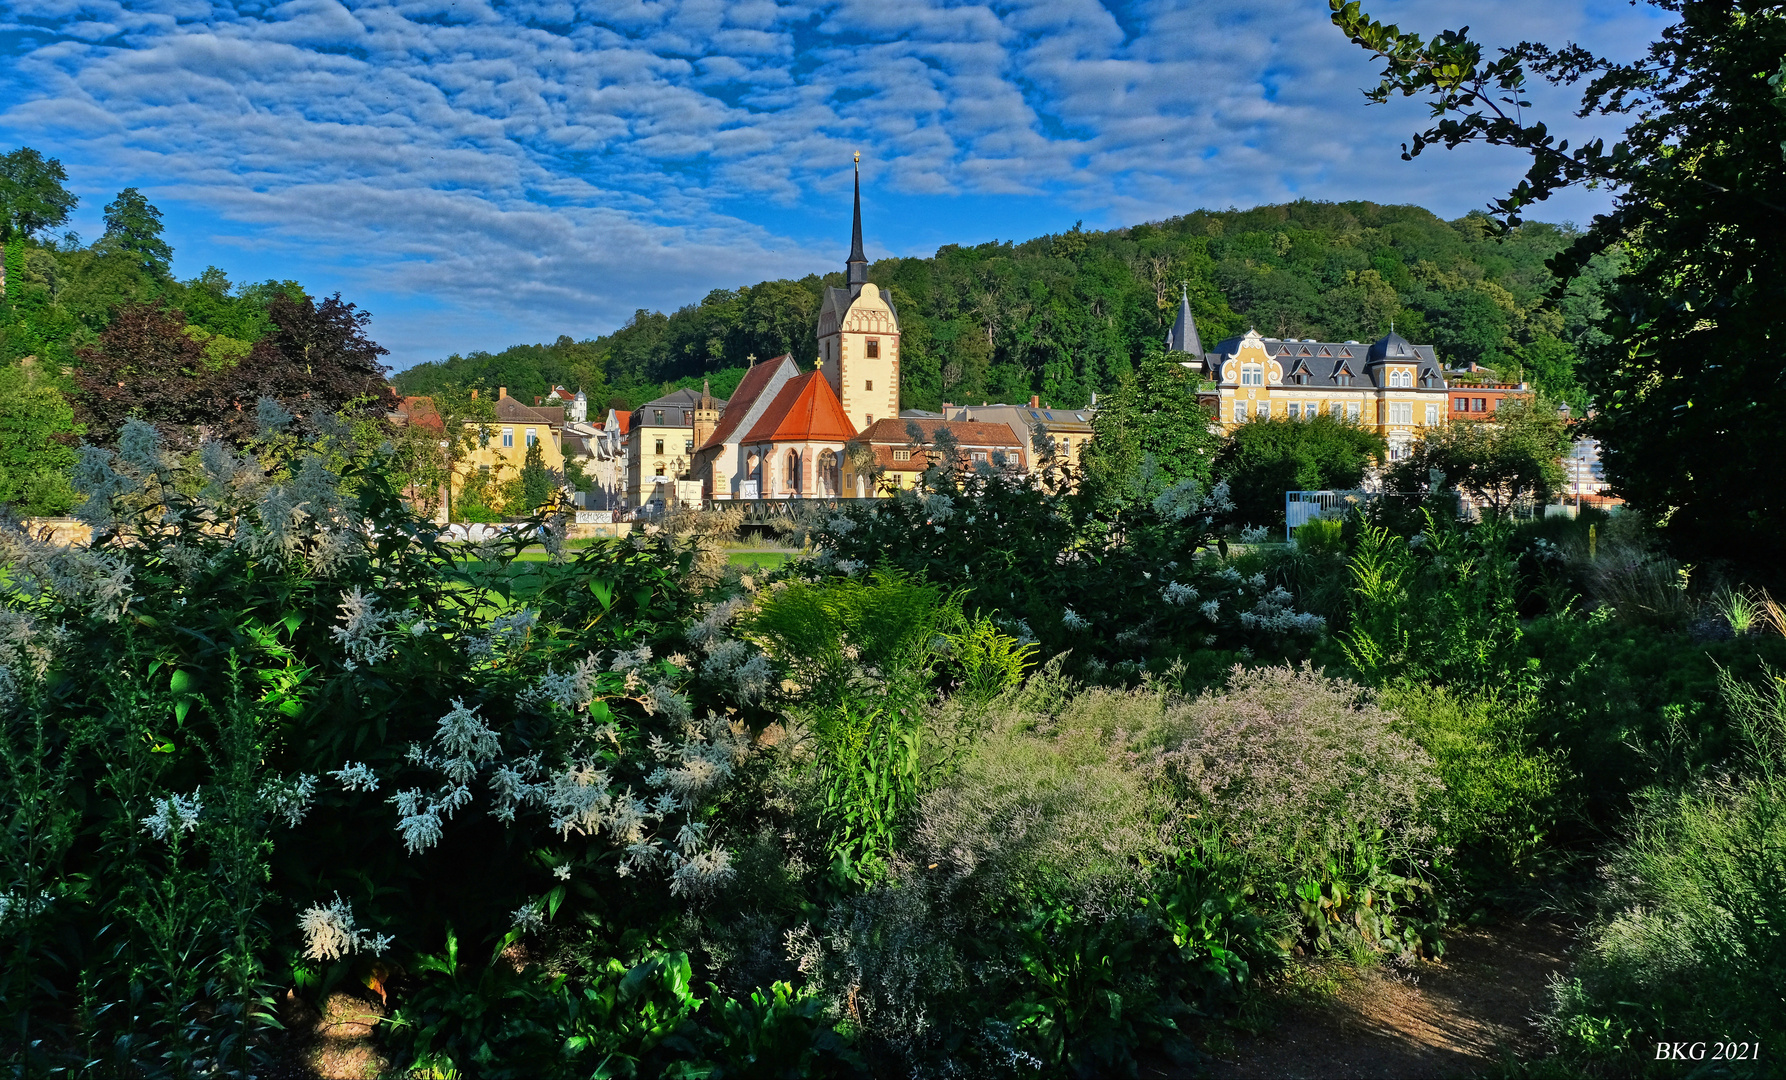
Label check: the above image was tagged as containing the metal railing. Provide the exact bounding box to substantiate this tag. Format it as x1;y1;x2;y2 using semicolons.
1284;490;1373;541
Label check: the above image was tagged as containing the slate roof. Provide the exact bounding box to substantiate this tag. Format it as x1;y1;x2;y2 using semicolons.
1167;287;1202;356
632;386;727;429
1206;332;1445;388
698;354;797;452
741;372;857;443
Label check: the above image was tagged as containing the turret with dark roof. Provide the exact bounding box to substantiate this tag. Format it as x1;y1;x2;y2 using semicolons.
1366;330;1417;364
1167;285;1202;356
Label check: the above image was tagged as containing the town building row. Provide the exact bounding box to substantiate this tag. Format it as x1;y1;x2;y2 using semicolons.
394;167;1589;513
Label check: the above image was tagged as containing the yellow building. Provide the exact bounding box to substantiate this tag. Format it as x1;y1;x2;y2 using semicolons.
457;387;566;489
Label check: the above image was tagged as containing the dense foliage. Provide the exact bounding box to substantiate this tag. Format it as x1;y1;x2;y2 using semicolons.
1331;0;1786;571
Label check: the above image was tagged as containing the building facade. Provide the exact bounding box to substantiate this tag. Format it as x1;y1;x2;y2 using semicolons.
944;397;1095;476
737;371;856;498
627;386;726;506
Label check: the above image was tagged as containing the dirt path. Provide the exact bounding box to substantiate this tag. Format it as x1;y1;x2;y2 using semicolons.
1152;921;1574;1080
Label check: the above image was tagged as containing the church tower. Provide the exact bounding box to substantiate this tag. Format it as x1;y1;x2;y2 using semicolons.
816;155;900;433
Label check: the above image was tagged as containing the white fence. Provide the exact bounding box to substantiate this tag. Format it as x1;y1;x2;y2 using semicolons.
1283;490;1373;541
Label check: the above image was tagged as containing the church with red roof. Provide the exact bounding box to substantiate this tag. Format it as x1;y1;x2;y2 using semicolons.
691;156;898;500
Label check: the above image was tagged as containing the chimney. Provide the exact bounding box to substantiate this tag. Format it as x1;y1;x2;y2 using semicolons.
499;386;507;401
1030;395;1040;408
470;389;477;399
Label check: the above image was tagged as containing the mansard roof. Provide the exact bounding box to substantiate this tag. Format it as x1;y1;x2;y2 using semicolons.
1207;332;1444;388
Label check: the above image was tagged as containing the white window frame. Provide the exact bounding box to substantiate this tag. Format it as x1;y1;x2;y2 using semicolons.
1346;402;1360;422
1234;400;1248;422
1240;364;1263;386
502;427;514;448
1425;403;1440;425
525;427;537;447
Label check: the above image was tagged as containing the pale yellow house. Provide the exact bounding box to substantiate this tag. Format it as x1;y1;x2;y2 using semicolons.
457;388;567;489
1161;289;1451;458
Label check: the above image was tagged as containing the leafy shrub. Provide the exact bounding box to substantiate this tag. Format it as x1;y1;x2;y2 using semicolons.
1542;666;1786;1076
1378;682;1573;885
0;411;810;1076
1138;665;1445;956
803;461;1326;684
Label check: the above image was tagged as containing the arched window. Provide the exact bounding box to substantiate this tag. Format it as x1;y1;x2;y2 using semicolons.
785;450;802;496
817;449;839;498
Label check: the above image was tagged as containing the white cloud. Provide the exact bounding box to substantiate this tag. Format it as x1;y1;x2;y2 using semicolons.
0;0;1665;365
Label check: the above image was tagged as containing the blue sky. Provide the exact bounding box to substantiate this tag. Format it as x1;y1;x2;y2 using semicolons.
0;0;1668;368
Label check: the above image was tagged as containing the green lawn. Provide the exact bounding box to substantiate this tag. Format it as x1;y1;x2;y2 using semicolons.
728;551;791;569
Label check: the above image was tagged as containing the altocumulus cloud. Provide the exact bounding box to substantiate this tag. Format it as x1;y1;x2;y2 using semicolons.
0;0;1664;365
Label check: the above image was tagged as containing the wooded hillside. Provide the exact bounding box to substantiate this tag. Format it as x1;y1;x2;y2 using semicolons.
395;200;1619;412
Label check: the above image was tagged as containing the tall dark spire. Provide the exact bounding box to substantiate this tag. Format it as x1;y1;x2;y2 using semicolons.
846;152;868;297
1167;284;1202;356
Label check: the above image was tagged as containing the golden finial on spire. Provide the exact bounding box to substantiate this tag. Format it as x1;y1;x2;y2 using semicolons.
854;150;860;164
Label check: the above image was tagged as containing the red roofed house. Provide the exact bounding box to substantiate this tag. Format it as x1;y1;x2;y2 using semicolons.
739;369;857;498
691;354;802;499
846;417;1026;496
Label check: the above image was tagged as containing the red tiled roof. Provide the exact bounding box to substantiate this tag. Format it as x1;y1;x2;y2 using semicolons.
851;417;1027;471
853;417;1022;448
395;396;444;431
610;409;631;435
742;371;857;444
699;354;792;451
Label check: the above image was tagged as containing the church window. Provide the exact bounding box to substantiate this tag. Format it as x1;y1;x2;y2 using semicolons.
866;338;880;358
502;428;514;448
865;380;873;391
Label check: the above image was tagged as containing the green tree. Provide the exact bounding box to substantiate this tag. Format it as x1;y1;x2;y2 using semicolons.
1080;343;1219;509
100;188;173;277
1383;398;1568;516
0;148;77;243
0;362;79;514
1329;0;1786;568
1216;414;1386;528
518;437;552;512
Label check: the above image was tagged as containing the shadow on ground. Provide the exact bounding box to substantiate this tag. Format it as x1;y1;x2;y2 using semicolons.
1149;921;1574;1080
